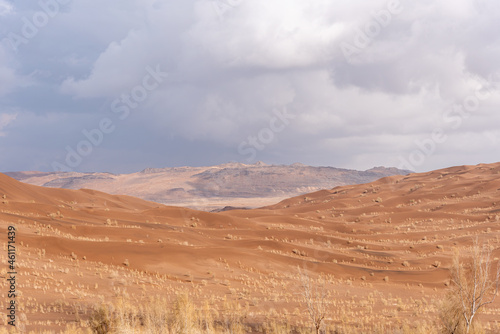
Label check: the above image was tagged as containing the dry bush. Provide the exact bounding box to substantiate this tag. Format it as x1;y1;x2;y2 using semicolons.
89;304;115;334
298;267;327;334
441;238;499;333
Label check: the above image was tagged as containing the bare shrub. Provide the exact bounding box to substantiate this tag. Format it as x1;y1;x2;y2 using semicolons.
298;267;327;334
443;238;500;333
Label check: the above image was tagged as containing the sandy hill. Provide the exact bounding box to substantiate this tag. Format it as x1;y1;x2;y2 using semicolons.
0;163;500;332
5;162;410;211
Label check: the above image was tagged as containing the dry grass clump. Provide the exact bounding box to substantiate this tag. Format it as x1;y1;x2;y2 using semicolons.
85;292;249;334
88;305;114;334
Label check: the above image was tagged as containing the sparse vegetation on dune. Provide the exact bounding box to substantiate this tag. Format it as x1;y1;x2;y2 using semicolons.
5;292;443;334
3;253;498;334
2;164;500;332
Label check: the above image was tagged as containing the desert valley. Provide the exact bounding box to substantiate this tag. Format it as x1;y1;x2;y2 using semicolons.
5;163;410;211
3;0;500;333
1;162;500;333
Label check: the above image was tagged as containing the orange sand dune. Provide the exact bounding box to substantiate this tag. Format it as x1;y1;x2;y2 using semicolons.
1;163;500;331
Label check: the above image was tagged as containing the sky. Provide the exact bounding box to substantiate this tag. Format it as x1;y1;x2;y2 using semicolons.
0;0;499;174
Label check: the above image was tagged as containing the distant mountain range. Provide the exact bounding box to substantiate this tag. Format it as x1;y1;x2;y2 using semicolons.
6;162;411;210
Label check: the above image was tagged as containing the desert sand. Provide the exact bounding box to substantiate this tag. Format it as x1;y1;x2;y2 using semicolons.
1;162;500;332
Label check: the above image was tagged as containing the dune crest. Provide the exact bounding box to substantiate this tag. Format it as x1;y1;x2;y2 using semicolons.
1;162;500;331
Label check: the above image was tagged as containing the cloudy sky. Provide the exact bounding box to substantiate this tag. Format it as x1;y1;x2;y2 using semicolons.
0;0;499;173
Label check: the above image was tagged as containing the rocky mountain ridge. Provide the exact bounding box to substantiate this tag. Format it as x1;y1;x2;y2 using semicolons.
6;162;411;210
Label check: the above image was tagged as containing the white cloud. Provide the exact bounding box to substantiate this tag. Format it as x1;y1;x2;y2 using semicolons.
0;45;31;96
0;113;17;137
0;0;13;16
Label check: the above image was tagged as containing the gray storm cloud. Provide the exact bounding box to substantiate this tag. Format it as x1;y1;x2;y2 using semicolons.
0;0;499;172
